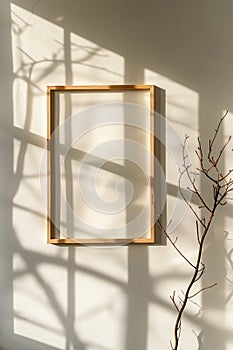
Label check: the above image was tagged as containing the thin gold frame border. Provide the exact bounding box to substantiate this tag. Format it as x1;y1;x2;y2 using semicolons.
47;85;163;245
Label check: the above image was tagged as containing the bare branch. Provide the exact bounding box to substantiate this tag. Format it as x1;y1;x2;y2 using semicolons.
196;220;201;245
168;112;232;350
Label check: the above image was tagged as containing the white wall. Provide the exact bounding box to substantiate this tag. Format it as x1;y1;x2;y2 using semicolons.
1;1;233;349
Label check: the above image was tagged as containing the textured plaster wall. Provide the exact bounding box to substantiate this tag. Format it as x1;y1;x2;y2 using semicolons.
1;1;233;349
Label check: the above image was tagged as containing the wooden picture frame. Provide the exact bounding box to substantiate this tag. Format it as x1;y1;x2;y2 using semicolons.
47;85;165;245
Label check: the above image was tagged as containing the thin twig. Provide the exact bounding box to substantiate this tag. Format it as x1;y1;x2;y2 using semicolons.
188;283;217;299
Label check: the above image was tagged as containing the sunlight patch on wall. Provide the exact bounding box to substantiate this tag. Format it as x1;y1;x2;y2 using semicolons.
144;69;200;236
70;32;124;84
10;3;127;349
75;282;127;349
71;249;128;350
13;253;66;349
222;109;233;173
11;3;125;137
144;69;199;132
221;110;233;350
224;216;233;350
11;3;65;137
